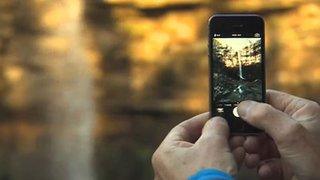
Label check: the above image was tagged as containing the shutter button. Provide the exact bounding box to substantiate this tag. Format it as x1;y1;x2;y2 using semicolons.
233;107;240;117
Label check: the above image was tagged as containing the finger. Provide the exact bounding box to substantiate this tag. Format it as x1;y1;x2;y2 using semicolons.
267;90;320;137
229;136;245;150
237;100;316;176
232;146;245;166
196;116;229;149
266;89;300;112
237;101;304;147
267;90;320;120
244;153;260;169
164;112;209;144
243;136;262;154
258;159;283;180
244;135;280;163
239;100;319;180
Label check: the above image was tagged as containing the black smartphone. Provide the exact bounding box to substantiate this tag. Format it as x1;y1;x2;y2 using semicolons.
208;14;266;134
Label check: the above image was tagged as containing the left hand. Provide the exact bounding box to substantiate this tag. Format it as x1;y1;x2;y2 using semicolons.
151;113;245;180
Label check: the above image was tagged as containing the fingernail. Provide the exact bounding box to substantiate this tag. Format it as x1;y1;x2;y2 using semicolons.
238;101;256;119
258;164;272;178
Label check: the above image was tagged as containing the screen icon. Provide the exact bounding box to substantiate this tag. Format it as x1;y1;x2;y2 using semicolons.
217;108;224;113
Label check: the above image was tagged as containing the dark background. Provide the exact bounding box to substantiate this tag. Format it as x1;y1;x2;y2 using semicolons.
0;0;319;179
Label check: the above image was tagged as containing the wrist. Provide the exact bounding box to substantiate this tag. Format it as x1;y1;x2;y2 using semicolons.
189;168;234;180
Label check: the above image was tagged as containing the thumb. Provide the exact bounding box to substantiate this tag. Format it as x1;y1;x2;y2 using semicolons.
237;100;304;147
238;101;320;179
196;117;230;149
237;100;315;167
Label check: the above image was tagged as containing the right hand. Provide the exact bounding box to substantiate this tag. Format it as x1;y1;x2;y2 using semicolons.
237;90;320;180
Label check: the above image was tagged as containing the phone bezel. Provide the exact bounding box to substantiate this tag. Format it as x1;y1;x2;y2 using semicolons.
208;14;266;134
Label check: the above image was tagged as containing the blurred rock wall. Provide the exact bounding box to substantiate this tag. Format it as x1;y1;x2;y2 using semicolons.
89;0;320;116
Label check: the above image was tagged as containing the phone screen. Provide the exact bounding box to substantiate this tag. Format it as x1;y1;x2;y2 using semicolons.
210;25;265;133
212;34;263;104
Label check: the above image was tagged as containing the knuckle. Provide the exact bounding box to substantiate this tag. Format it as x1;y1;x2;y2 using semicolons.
151;146;174;168
305;101;320;115
151;150;160;167
200;134;226;148
248;103;272;121
286;122;304;136
151;147;165;166
276;122;305;145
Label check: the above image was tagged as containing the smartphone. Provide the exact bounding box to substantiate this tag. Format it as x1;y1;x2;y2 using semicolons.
208;14;266;134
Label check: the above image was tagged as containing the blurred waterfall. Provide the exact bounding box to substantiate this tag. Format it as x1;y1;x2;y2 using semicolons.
5;0;96;179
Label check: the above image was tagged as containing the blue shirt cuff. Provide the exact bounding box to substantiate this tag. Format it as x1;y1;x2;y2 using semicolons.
188;168;234;180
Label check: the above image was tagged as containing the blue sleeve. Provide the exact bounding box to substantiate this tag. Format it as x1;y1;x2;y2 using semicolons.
188;168;234;180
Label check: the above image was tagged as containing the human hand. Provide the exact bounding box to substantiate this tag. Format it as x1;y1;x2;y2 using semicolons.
237;90;320;179
152;113;245;180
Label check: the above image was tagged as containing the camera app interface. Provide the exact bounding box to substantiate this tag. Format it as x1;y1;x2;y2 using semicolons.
212;34;263;121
